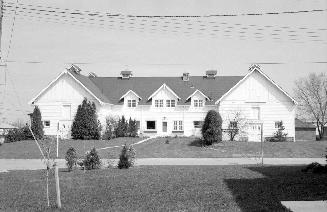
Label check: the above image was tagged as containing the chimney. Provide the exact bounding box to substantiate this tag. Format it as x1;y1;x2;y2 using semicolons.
120;70;133;79
205;70;217;79
182;72;190;81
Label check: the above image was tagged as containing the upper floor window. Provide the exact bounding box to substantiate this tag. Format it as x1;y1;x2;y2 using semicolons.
166;100;176;107
155;99;163;107
194;99;204;107
127;99;137;107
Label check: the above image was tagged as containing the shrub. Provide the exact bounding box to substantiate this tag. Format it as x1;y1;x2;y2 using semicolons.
301;162;327;174
201;110;222;145
65;147;77;171
117;144;136;169
103;116;118;140
127;118;138;137
5;125;33;143
83;147;101;170
30;106;44;140
268;121;288;142
71;98;100;140
115;116;128;138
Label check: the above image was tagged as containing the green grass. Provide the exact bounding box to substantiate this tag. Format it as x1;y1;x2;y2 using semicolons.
0;137;142;159
1;137;326;159
0;165;326;211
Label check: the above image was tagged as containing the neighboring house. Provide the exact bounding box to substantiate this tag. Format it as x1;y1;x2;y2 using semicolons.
29;64;297;141
295;118;316;141
0;123;17;144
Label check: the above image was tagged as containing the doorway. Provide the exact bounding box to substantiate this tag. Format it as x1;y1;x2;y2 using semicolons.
162;122;167;133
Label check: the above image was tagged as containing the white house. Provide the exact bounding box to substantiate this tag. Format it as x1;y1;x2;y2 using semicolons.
29;64;297;142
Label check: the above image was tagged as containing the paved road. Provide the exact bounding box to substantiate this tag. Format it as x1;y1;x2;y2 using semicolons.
0;158;326;171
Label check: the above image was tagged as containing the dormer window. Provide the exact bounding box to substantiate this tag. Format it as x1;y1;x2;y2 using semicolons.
155;99;163;107
128;99;137;107
194;99;204;107
166;100;176;107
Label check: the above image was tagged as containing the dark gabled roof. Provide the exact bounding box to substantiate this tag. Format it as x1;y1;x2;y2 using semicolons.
69;70;110;103
69;70;243;105
295;118;316;129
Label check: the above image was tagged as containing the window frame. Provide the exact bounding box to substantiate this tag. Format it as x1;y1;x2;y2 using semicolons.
146;121;156;130
166;99;176;107
173;120;183;131
193;121;204;128
127;99;137;108
43;120;50;128
155;99;164;108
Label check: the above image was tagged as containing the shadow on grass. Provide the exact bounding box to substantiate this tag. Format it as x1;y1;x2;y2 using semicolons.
224;165;327;212
187;138;204;147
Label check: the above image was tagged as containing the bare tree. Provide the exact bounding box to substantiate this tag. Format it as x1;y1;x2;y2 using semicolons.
225;110;247;141
294;73;327;140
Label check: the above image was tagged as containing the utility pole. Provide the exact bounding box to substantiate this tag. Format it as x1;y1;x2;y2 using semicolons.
0;0;7;125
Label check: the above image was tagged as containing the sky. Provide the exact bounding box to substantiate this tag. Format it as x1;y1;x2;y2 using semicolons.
0;0;326;123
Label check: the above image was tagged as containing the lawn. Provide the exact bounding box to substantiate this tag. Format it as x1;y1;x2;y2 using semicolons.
0;165;326;211
1;137;326;159
0;137;142;159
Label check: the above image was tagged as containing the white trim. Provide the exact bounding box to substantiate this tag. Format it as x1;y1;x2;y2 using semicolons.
186;89;210;101
120;90;142;100
147;83;181;100
215;67;297;105
28;69;106;105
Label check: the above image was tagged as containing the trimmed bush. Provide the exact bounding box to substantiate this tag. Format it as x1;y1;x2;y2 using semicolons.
31;106;44;140
5;125;33;143
201;110;223;145
71;98;100;140
118;144;136;169
65;147;77;171
83;147;101;170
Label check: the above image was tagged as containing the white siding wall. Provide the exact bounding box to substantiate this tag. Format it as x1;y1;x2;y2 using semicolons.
34;73;99;136
219;70;296;140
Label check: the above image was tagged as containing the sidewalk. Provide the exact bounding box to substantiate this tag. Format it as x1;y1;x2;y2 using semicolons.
0;158;325;171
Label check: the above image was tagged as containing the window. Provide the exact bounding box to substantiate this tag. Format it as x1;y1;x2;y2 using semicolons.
173;121;183;131
193;121;204;128
155;99;163;107
166;100;176;107
194;99;204;107
229;121;237;128
43;120;50;127
275;121;283;129
146;121;156;130
127;99;137;107
251;107;260;119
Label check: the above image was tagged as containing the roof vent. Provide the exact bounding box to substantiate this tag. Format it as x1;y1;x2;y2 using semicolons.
69;64;82;74
88;72;97;78
205;70;217;79
182;73;190;81
120;70;132;79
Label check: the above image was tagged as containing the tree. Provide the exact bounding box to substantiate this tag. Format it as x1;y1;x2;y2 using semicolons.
103;115;119;140
225;111;247;141
117;144;136;169
269;121;288;142
127;118;138;137
31;106;44;139
71;98;100;139
115;116;128;137
201;110;223;145
294;73;327;140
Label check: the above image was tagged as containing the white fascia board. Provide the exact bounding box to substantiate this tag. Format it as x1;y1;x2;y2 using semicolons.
120;90;142;100
147;83;181;100
186;89;210;101
215;68;297;105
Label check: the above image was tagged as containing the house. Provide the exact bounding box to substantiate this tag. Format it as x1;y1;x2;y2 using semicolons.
295;118;316;141
29;64;297;141
0;123;17;144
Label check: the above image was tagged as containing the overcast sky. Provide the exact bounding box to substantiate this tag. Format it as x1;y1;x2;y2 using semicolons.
1;0;327;123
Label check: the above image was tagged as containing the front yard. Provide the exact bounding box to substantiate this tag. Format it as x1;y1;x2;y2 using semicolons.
0;137;326;159
0;165;326;211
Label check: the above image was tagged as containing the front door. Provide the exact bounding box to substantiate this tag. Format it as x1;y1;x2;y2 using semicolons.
162;122;167;133
248;123;262;142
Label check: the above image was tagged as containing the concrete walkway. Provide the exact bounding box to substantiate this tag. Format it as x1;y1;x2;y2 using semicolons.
96;136;156;151
281;201;327;212
0;158;325;171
